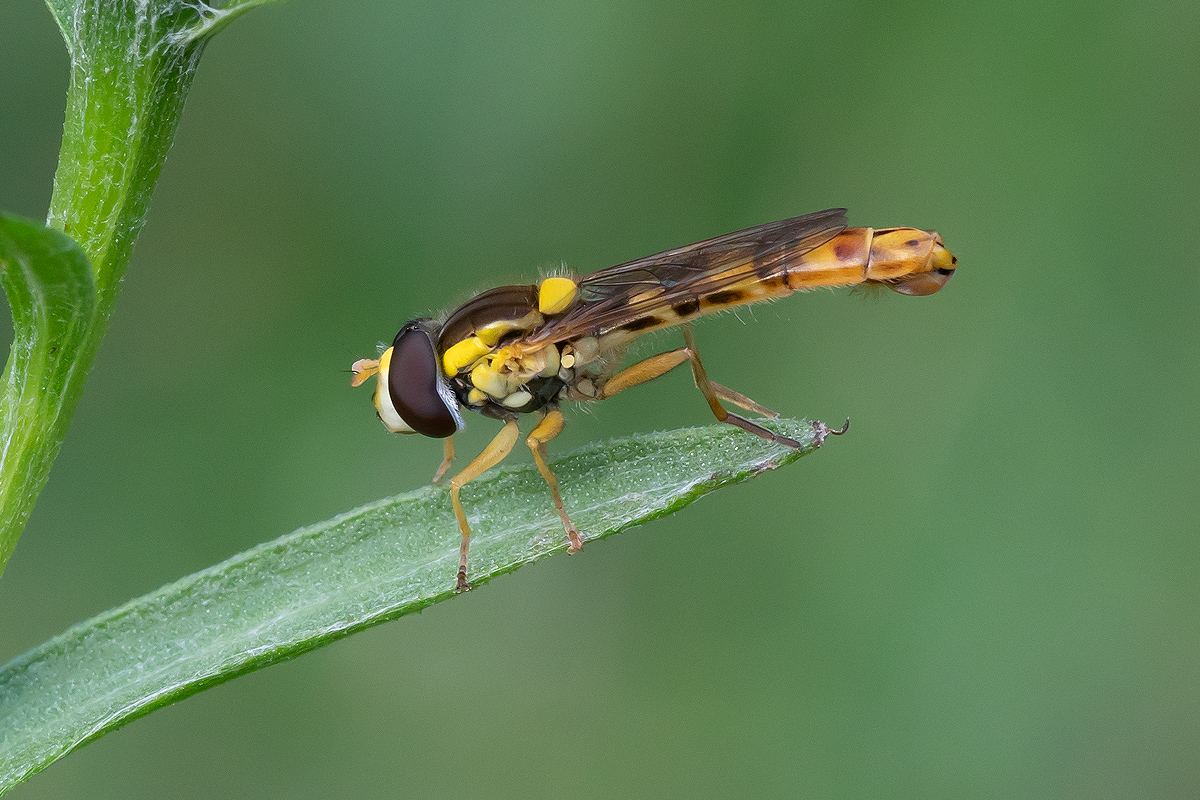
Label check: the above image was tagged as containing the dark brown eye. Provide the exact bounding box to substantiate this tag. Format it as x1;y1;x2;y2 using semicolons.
388;320;460;438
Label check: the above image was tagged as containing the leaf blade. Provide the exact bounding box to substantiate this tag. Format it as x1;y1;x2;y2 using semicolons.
0;216;97;570
0;418;825;792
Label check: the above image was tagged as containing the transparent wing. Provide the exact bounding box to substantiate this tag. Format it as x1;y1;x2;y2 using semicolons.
526;208;847;344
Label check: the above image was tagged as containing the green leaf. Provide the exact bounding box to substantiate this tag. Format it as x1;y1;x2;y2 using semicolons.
0;216;97;571
0;418;828;793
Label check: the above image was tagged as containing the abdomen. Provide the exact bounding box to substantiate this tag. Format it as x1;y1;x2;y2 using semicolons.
600;228;878;346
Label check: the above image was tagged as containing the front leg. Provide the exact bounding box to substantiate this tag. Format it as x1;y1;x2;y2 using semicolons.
448;421;519;592
431;436;454;486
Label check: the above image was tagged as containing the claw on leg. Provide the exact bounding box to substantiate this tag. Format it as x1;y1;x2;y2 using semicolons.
811;417;850;446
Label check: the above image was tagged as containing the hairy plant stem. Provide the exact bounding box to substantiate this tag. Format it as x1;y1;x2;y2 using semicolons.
0;0;275;575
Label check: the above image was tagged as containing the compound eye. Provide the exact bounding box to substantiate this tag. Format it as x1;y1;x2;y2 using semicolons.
388;322;459;438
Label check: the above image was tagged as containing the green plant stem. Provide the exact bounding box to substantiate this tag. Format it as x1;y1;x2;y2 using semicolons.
0;418;828;793
0;0;277;575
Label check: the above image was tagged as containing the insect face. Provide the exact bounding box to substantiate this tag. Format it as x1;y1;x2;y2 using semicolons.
369;319;463;438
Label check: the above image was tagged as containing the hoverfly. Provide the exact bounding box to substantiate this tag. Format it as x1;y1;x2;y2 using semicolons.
352;208;956;591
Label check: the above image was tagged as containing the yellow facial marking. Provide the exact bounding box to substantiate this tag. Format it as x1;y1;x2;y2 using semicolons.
467;388;488;406
371;347;402;428
538;277;578;315
442;336;491;375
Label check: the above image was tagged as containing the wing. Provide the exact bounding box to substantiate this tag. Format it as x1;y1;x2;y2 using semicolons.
525;208;848;345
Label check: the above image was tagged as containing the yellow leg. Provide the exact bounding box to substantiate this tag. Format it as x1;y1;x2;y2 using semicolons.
599;324;803;449
597;348;691;398
709;381;779;418
431;436;454;486
526;409;583;553
449;420;519;592
680;323;728;422
680;323;804;447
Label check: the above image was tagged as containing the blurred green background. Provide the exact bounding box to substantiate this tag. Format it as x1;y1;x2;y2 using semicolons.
2;0;1198;797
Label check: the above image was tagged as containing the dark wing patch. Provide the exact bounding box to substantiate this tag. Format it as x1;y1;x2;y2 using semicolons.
527;208;847;344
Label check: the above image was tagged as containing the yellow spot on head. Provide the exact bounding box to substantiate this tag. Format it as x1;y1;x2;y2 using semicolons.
442;336;491;375
370;347;397;424
539;277;578;315
467;388;488;406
